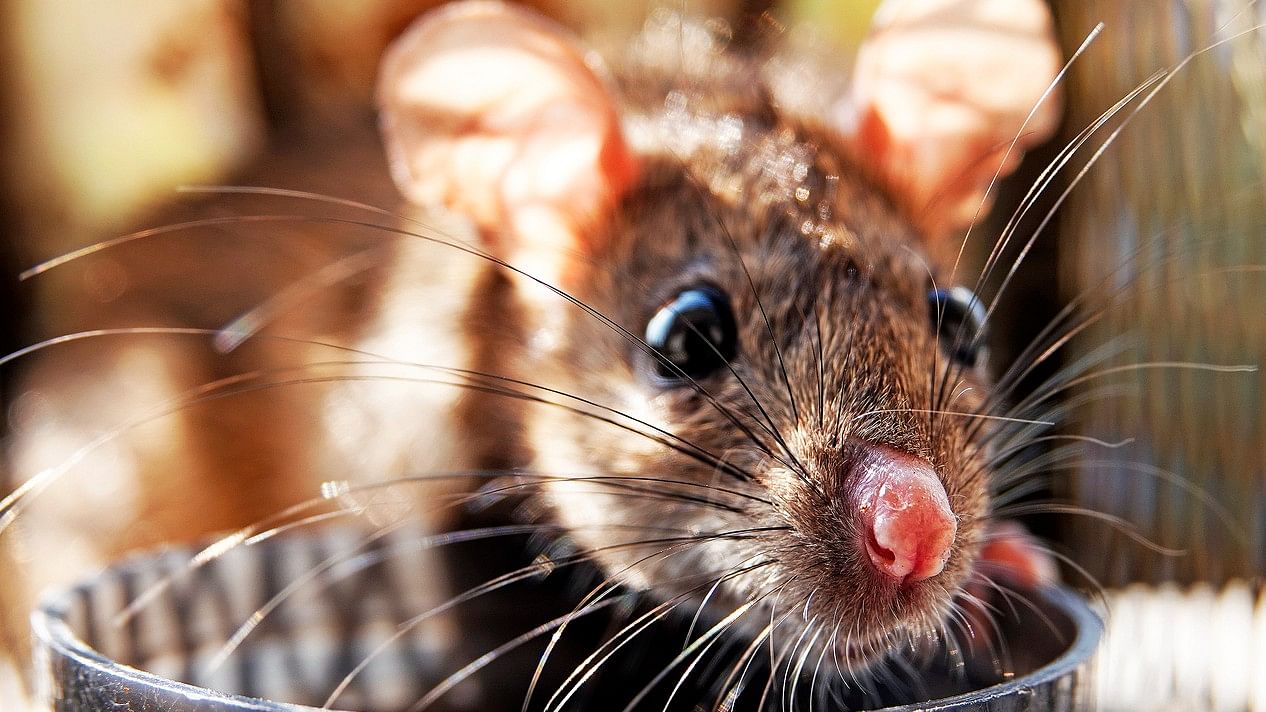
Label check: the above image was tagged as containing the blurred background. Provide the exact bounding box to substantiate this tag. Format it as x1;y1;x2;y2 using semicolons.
0;0;1263;708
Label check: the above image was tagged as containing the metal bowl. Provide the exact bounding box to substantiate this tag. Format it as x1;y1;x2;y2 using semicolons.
32;526;1102;711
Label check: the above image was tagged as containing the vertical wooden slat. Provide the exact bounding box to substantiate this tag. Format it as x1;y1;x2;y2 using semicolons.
1;0;265;266
1055;0;1266;586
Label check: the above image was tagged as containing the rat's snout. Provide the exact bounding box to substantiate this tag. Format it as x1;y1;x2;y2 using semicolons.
853;445;957;585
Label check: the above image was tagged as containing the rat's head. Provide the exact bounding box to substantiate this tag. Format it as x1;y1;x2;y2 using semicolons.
378;0;1060;669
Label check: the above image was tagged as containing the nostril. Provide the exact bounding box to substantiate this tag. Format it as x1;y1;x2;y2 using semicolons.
868;504;953;584
866;528;896;566
855;445;957;585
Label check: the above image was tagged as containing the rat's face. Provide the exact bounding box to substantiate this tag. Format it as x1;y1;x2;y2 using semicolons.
378;0;1060;679
531;126;995;665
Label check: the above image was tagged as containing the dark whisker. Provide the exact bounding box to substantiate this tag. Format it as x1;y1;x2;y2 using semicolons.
935;71;1166;418
620;581;770;712
969;572;1065;643
543;561;773;712
786;620;823;712
327;526;774;708
1;349;772;533
807;619;836;712
988;501;1185;556
962;20;1266;386
20;209;795;478
711;584;795;712
405;596;629;712
946;24;1105;286
698;179;802;428
171;185;812;472
215;246;389;351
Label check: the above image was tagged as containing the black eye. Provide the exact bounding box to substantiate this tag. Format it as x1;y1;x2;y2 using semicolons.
928;287;987;367
645;287;737;381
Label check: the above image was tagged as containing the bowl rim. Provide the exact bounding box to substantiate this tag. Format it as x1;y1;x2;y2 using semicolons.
32;545;1102;712
873;584;1102;711
32;603;311;711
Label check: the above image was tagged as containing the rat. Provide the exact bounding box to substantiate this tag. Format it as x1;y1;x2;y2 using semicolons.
1;0;1067;708
369;0;1062;669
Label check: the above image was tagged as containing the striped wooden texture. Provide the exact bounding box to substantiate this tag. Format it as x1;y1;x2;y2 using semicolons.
1054;0;1266;586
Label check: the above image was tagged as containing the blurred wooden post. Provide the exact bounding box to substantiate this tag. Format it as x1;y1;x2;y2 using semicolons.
1054;0;1266;586
1;0;265;266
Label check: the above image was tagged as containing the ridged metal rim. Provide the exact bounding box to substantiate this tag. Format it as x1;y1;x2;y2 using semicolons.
876;585;1101;711
32;535;1102;711
33;605;307;711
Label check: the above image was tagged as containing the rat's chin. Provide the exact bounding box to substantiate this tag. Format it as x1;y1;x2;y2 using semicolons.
822;596;956;672
793;565;962;663
831;634;900;669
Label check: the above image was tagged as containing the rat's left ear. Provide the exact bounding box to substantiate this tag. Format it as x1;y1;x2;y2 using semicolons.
836;0;1063;240
376;1;638;282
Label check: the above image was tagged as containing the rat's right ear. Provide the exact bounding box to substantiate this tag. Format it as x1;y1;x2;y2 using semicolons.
377;1;638;279
835;0;1062;242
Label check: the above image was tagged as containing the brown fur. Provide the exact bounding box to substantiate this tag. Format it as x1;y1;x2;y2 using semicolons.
525;123;992;660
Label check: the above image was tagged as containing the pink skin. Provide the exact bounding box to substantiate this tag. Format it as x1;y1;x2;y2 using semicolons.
962;521;1059;650
977;520;1059;589
853;445;957;585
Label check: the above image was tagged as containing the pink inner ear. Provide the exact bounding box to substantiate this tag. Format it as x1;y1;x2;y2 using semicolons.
840;0;1063;239
377;1;637;263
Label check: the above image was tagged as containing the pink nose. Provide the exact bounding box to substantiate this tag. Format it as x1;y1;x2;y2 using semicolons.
855;446;957;584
